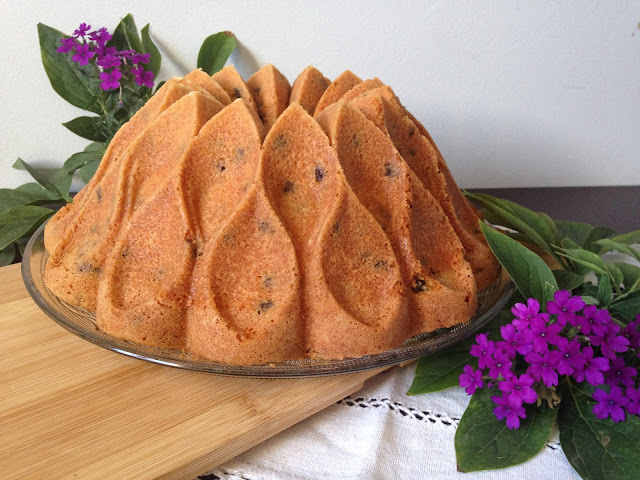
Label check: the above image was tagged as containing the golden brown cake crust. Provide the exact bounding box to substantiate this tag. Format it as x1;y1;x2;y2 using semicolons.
289;65;331;115
212;65;258;111
246;64;291;132
43;66;500;364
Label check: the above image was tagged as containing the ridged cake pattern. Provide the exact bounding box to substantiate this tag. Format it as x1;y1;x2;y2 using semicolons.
43;64;500;364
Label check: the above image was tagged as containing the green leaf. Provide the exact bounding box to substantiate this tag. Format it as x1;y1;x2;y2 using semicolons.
581;295;600;306
584;226;619;253
76;159;101;183
611;229;640;246
37;23;102;114
408;308;515;394
574;282;599;298
595;239;640;263
110;14;142;52
556;247;609;276
0;182;61;210
480;222;558;303
123;20;143;55
197;31;237;75
609;291;640;322
13;158;71;202
0;206;55;251
62;142;106;175
455;387;557;472
16;182;64;200
15;237;29;257
559;382;640;480
606;263;624;292
615;263;640;292
556;221;594;246
62;116;107;142
408;340;477;394
466;193;559;249
596;273;613;308
553;270;585;292
561;237;583;250
140;24;162;76
0;243;17;266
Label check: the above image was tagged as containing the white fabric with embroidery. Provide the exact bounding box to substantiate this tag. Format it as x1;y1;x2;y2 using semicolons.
202;364;582;480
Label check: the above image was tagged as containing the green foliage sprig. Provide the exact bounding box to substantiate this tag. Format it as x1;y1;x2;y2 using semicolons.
0;14;236;266
410;193;640;480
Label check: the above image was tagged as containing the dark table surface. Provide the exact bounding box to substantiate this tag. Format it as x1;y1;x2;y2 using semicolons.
468;186;640;233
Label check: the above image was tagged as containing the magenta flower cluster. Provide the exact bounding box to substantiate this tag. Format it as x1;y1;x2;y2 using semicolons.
459;290;640;429
57;23;154;91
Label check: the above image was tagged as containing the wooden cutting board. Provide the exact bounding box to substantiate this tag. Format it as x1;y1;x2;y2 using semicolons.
0;263;388;479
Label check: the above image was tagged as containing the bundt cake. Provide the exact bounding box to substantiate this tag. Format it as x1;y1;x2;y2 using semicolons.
43;64;501;365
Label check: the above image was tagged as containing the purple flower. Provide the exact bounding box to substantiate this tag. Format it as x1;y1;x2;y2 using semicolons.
132;66;154;88
574;305;611;337
119;49;135;59
492;394;527;429
459;365;484;395
572;346;610;386
525;349;561;387
97;54;122;69
498;373;537;405
486;349;514;380
511;298;541;330
131;52;151;65
500;323;532;356
88;27;112;46
604;356;638;387
593;386;629;423
591;322;630;360
547;290;585;327
95;45;118;60
470;333;495;369
73;23;91;38
626;386;640;415
555;337;585;376
72;43;95;66
99;68;122;91
57;37;77;53
621;319;640;350
522;315;562;353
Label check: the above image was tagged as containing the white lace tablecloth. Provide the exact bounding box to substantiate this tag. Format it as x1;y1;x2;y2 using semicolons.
201;364;582;480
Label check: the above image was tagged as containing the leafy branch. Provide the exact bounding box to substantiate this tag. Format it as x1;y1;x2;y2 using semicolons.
1;14;237;266
409;193;640;479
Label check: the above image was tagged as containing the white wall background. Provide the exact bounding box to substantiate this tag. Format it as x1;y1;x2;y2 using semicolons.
0;0;638;190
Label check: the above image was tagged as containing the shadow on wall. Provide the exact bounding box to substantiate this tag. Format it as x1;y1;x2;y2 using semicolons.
230;40;261;80
468;186;640;232
152;36;260;79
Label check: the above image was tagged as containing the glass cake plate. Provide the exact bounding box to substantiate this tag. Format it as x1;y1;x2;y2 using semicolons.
22;221;514;377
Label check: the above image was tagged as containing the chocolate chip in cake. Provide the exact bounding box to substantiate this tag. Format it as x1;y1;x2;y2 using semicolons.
233;87;242;99
315;166;325;182
234;147;246;162
384;163;398;177
273;134;288;149
96;186;103;203
283;180;294;193
258;301;274;314
374;260;388;270
258;220;275;234
408;126;415;138
412;276;428;293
